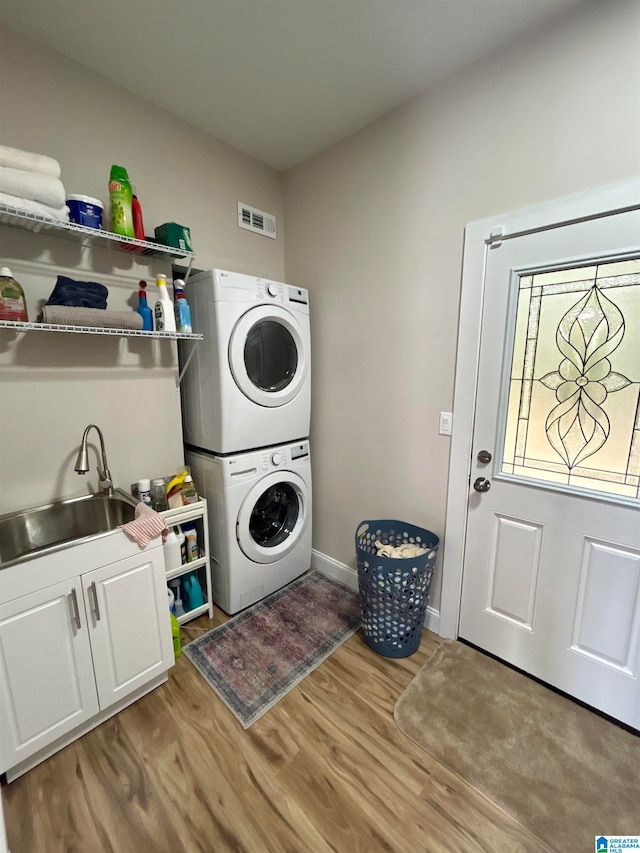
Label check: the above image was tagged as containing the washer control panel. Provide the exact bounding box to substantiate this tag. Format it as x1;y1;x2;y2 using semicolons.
259;441;310;472
256;279;309;307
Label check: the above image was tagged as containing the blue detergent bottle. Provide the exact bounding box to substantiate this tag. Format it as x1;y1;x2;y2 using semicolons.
173;279;192;333
183;571;205;610
137;280;153;330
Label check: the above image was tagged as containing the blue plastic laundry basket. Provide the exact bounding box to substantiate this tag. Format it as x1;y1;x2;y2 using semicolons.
355;519;439;658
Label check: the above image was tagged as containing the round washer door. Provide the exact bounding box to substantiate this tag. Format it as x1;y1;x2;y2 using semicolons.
237;470;310;564
229;305;309;407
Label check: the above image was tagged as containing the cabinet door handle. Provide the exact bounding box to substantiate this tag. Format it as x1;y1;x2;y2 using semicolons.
90;581;101;621
70;587;81;629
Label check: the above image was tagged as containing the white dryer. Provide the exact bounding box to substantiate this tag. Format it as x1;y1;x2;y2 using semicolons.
181;268;310;454
185;440;312;614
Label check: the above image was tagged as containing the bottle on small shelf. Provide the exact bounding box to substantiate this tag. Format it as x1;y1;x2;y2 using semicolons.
137;478;152;507
0;267;28;322
168;578;186;617
131;188;145;241
136;280;153;331
153;274;176;333
173;279;192;334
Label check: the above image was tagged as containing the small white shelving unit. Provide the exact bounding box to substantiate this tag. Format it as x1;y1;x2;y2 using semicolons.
160;498;214;625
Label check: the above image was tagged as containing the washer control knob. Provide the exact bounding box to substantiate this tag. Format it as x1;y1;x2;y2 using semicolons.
271;452;282;466
267;282;278;297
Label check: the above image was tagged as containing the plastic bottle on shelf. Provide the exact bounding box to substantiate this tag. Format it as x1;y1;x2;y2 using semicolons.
173;279;192;333
108;165;134;237
151;477;169;511
170;611;181;658
136;280;153;331
167;586;176;614
0;267;28;322
137;478;152;506
181;522;198;561
180;474;198;505
163;527;185;571
131;188;145;241
183;571;205;611
169;578;185;617
153;274;176;333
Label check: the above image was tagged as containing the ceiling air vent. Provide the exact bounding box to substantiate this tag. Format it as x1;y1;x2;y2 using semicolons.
238;202;276;239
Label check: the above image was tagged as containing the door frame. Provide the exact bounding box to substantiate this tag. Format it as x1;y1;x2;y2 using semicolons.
439;177;640;639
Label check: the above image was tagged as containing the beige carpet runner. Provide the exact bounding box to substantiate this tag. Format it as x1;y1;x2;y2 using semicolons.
394;641;639;853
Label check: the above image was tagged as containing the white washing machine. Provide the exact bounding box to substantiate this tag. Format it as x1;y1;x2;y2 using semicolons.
180;268;311;454
185;440;312;614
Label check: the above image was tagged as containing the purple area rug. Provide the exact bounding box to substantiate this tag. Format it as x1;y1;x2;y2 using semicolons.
183;571;361;728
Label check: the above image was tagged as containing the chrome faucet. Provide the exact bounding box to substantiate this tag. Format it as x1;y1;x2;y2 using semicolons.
74;424;114;497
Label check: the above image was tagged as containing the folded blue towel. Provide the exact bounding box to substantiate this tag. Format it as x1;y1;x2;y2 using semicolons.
46;275;108;309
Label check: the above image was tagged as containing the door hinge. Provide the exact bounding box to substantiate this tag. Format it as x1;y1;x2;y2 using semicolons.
488;227;504;249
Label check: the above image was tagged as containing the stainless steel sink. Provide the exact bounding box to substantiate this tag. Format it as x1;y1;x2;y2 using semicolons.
0;489;138;569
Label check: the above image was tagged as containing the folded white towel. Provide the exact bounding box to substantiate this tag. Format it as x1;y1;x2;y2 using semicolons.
0;191;70;222
0;167;66;209
0;145;61;179
40;306;144;330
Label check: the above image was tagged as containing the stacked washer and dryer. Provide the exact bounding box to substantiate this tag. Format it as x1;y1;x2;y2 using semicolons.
180;268;312;614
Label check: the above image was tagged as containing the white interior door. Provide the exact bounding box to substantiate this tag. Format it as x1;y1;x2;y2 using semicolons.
459;208;640;729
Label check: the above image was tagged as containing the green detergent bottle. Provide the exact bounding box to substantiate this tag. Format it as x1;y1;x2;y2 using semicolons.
170;611;181;658
108;165;134;237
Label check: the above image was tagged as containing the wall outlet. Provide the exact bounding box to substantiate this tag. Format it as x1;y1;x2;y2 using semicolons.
439;412;453;436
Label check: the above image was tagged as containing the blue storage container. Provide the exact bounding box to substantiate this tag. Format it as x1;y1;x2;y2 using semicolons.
66;194;103;229
355;519;439;658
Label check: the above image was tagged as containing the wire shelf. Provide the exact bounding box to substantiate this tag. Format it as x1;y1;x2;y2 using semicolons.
0;320;203;340
0;204;197;261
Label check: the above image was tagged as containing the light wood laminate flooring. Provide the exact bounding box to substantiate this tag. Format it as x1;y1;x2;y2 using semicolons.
2;608;547;852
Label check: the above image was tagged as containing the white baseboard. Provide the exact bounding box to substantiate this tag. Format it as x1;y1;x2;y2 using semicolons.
311;548;441;635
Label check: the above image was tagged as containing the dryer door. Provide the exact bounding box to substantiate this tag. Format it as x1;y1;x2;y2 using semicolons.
229;305;309;407
237;471;310;564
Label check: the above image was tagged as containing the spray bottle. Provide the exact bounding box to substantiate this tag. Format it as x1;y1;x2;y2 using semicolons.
153;274;176;332
173;279;192;333
136;280;153;331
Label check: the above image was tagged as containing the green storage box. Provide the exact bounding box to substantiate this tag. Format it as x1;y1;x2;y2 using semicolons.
154;222;193;253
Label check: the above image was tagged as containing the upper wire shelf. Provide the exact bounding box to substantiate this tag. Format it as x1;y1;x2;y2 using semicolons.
0;204;197;262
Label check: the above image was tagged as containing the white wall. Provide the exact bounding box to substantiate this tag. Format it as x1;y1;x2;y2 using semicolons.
283;0;640;613
0;26;284;514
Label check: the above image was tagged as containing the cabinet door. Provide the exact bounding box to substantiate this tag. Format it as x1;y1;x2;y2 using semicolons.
0;578;99;773
83;547;173;709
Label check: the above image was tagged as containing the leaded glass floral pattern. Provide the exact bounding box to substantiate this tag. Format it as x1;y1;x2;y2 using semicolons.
502;258;640;499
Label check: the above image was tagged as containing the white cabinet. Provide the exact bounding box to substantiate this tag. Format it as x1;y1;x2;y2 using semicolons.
0;578;99;768
161;499;214;624
82;549;173;708
0;537;173;780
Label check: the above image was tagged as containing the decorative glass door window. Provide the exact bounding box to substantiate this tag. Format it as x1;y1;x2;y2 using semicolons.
501;257;639;499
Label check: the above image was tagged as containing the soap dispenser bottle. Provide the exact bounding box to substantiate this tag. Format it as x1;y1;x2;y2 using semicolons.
153;274;176;332
136;280;153;331
0;267;28;322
